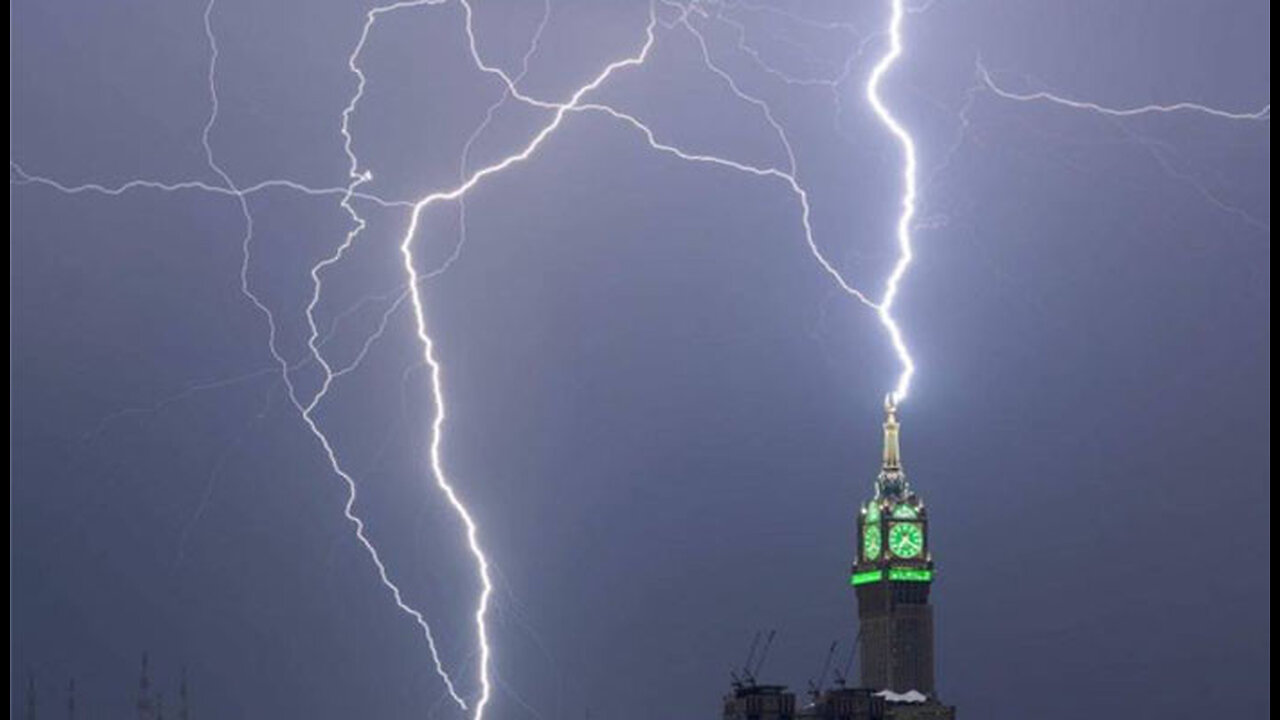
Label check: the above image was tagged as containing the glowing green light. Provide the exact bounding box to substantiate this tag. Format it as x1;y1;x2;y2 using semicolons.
891;504;918;519
866;502;881;523
888;568;932;582
862;524;882;561
851;570;884;586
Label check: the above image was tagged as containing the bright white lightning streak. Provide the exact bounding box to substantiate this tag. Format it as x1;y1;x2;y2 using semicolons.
340;3;662;716
666;0;916;399
865;0;918;404
977;62;1271;121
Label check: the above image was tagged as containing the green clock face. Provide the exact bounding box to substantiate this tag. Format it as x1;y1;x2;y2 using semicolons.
888;522;924;558
862;523;882;561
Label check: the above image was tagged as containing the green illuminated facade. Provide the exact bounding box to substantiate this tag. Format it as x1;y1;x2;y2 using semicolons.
851;397;938;696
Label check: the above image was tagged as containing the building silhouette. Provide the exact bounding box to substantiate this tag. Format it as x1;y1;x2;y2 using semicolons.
723;684;797;720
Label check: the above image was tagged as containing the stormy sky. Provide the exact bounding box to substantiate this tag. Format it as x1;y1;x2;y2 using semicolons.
11;1;1270;718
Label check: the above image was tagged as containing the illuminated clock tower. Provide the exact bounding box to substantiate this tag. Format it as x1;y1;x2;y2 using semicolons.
851;397;936;696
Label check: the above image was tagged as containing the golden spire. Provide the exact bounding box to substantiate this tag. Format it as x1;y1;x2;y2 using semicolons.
882;394;902;471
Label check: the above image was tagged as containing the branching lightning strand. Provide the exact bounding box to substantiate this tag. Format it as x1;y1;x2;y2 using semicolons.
204;0;471;708
977;61;1271;121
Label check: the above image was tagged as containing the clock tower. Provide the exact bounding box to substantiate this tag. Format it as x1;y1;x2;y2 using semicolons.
851;397;937;696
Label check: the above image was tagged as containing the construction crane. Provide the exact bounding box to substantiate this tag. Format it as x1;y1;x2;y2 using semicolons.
807;641;840;701
730;630;763;690
831;630;861;688
746;629;777;685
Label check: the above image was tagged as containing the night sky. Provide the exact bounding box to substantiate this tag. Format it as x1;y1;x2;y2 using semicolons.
11;1;1270;719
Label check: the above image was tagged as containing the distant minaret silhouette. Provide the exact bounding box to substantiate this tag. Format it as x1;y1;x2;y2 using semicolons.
156;692;166;720
66;679;76;720
137;653;155;720
179;666;190;720
25;671;37;720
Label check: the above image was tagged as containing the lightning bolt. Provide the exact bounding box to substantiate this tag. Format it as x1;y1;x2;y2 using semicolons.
387;6;665;714
865;0;919;404
17;0;940;713
661;0;921;402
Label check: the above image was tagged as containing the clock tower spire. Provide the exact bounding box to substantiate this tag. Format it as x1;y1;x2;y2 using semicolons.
881;395;902;474
851;399;938;696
